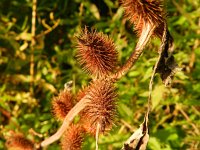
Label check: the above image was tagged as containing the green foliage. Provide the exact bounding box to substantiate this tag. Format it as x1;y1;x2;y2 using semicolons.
0;0;199;149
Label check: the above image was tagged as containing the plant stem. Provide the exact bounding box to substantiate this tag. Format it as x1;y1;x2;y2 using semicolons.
41;96;90;147
36;19;60;38
177;105;200;135
30;0;37;96
112;23;155;80
147;23;167;114
95;123;100;150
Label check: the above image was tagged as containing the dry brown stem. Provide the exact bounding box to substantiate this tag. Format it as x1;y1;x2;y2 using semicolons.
112;23;155;80
122;22;169;150
147;22;167;114
41;96;90;147
95;123;100;150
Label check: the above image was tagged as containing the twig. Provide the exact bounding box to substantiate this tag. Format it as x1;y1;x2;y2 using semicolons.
120;119;135;132
41;96;90;147
192;106;200;116
177;105;200;135
36;19;60;38
0;107;11;119
29;128;43;138
30;0;37;95
154;114;172;131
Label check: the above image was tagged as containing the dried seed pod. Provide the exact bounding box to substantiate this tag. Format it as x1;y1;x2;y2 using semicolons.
61;124;84;150
76;27;118;78
52;90;74;121
76;85;90;102
80;79;117;135
121;0;165;36
6;134;34;150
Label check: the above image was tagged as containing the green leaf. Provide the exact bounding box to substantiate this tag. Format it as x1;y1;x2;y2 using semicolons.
89;4;100;20
118;103;133;119
148;137;162;150
152;85;165;110
40;123;52;133
141;67;152;82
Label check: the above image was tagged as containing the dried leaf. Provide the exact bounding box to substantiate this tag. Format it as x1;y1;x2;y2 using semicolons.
123;114;149;150
156;31;181;86
160;56;181;86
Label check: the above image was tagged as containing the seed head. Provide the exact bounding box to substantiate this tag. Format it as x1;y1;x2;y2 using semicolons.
121;0;165;36
76;27;118;78
80;79;117;135
6;134;34;150
52;90;74;121
76;85;91;102
61;124;84;150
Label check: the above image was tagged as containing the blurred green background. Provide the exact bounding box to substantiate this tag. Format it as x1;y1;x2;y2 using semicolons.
0;0;199;149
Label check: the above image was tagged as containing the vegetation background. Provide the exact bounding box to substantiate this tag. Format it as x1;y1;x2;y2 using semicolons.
0;0;199;149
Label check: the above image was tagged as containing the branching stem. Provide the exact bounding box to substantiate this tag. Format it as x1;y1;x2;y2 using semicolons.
112;23;155;80
36;19;60;38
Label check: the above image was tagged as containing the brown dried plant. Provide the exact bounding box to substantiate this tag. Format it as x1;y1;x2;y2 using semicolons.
52;90;74;121
6;134;34;150
121;0;165;36
120;0;179;87
113;0;167;80
80;79;117;135
77;27;118;78
61;124;84;150
40;1;179;149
